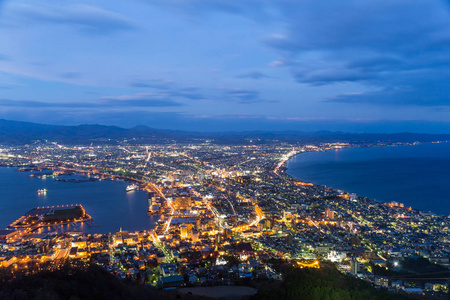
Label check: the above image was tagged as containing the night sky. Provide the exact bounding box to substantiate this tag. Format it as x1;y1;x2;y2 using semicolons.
1;0;450;132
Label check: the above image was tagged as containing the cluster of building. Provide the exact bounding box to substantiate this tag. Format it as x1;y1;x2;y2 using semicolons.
0;140;448;296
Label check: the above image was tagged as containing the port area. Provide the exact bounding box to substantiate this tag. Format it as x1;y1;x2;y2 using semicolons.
2;205;94;242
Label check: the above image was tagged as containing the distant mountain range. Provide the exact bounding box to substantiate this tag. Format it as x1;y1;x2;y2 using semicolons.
0;119;449;145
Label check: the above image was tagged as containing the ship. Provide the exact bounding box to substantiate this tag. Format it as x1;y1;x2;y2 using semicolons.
126;184;139;192
37;188;47;195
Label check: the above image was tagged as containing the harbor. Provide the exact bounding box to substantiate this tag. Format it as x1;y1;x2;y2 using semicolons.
0;167;158;234
1;205;94;243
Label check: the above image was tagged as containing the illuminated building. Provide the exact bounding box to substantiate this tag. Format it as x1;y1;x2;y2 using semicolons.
173;197;192;210
326;209;335;220
180;225;191;239
350;258;360;274
264;219;274;230
191;230;199;242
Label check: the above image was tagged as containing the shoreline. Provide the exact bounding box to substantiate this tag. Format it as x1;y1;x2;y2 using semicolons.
0;167;156;234
279;142;450;217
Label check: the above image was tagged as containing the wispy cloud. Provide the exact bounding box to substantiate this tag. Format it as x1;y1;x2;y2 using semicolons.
133;78;273;104
13;4;136;35
59;72;82;79
0;93;184;109
237;71;269;79
130;79;205;100
146;0;450;107
327;74;450;106
130;79;173;89
99;93;184;107
261;0;450;106
143;0;274;22
1;0;449;132
225;89;274;104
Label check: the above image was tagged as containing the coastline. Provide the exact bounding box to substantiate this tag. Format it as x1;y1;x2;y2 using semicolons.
280;142;450;216
280;142;427;183
0;142;448;297
0;166;156;233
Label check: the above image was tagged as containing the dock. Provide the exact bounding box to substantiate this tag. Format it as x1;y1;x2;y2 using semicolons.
6;205;94;239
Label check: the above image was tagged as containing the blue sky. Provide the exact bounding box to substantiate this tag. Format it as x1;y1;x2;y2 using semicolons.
0;0;450;132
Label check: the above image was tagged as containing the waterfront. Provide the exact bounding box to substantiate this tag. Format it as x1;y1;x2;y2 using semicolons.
0;167;158;234
0;142;448;296
287;142;450;215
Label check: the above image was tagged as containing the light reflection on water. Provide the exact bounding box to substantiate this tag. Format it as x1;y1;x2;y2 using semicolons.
1;167;158;234
287;142;450;216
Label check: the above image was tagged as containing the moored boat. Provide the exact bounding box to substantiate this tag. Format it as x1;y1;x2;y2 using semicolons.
126;184;138;192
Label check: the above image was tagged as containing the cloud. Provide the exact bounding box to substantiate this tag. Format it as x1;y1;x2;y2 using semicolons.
237;71;269;79
292;67;375;86
143;0;274;22
130;79;173;89
0;99;55;108
131;79;205;100
131;78;272;104
0;93;184;109
225;89;273;104
146;0;450;107
268;60;287;67
168;88;204;100
264;1;450;54
261;0;450;106
328;74;450;106
59;72;82;79
13;4;136;35
99;93;184;107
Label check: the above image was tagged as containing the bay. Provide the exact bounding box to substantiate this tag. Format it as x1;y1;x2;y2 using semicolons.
286;142;450;216
0;168;157;233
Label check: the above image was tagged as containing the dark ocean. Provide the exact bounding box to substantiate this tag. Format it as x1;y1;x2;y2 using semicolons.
286;142;450;216
0;169;158;233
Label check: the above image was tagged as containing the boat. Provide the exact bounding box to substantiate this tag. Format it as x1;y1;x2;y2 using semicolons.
37;189;47;195
126;184;139;192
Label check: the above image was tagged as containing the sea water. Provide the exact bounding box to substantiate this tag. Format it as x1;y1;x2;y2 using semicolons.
287;142;450;216
0;168;158;233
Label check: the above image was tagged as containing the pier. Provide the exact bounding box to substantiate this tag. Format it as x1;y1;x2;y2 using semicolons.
6;205;94;239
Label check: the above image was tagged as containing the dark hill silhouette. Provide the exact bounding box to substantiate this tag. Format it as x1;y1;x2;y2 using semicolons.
0;119;449;145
